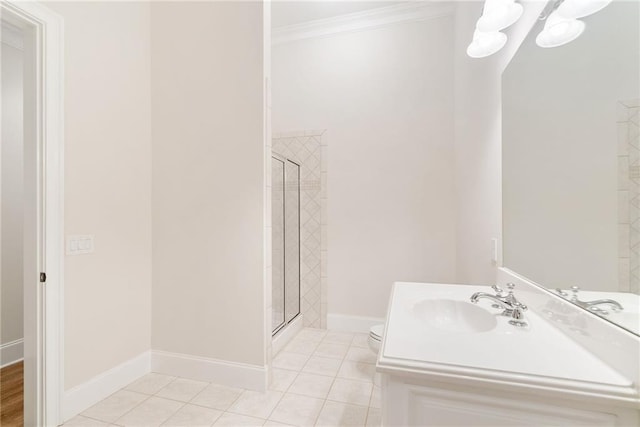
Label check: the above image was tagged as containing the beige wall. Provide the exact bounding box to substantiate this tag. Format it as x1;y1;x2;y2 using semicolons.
272;15;458;319
150;1;266;366
453;1;502;285
1;38;24;347
46;2;152;390
453;1;545;285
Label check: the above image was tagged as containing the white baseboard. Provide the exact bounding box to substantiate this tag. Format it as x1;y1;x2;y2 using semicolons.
0;339;24;368
63;351;151;422
272;314;304;356
151;350;267;392
327;313;385;333
61;348;269;421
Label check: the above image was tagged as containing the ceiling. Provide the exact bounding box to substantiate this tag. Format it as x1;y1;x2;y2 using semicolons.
271;1;407;28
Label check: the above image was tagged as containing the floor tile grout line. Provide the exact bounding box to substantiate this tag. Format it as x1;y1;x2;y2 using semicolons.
227;387;249;410
80;387;149;421
130;382;207;406
124;374;177;396
156;400;189;427
208;410;221;427
78;412;125;425
150;376;209;404
216;410;268;425
261;383;289;422
153;374;180;395
312;359;342;426
109;393;154;426
364;404;377;427
324;396;371;408
313;397;331;426
224;387;286;421
266;369;300;425
187;381;219;407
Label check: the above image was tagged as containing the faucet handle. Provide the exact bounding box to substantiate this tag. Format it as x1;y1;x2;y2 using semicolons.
570;286;580;302
491;284;504;295
504;283;523;307
513;301;528;311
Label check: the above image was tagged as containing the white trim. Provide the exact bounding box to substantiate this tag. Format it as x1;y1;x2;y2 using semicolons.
327;313;385;334
0;339;24;368
272;2;455;45
1;20;23;50
272;314;304;356
1;2;64;426
63;351;151;422
151;350;268;392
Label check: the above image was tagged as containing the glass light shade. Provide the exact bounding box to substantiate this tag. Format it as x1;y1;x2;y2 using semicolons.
557;0;612;19
477;0;524;32
467;30;508;58
536;11;585;48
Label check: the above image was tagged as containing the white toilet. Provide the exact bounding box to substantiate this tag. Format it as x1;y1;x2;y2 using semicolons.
368;324;384;353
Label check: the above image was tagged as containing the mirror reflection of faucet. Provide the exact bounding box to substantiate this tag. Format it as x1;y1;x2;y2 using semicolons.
554;286;624;316
470;283;528;327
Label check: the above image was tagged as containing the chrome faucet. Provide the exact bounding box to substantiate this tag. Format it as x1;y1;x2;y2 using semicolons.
471;283;528;327
568;286;624;316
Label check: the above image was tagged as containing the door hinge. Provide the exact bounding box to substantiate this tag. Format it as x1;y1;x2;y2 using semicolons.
40;272;47;283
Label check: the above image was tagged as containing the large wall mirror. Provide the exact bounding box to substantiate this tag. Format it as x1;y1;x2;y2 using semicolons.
503;0;640;335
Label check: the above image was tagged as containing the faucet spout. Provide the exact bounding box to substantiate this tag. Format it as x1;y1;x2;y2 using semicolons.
470;284;528;327
583;299;624;311
567;287;625;314
470;292;509;309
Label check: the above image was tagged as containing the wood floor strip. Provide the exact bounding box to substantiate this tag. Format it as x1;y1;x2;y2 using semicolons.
1;361;24;427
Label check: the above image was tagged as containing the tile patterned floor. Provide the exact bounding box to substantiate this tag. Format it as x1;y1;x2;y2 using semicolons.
63;329;381;427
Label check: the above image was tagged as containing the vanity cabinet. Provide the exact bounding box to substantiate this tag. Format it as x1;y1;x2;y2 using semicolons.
382;374;636;426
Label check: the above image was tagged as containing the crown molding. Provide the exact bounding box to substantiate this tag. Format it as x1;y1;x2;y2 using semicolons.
272;2;456;46
1;21;23;50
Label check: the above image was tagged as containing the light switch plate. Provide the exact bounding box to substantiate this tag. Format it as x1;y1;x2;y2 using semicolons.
66;235;94;255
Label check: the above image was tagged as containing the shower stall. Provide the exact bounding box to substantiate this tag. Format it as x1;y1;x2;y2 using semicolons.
271;154;301;334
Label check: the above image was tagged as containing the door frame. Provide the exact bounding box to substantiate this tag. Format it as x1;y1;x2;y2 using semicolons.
1;2;64;425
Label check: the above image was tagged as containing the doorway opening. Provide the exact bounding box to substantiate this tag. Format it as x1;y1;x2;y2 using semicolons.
1;19;25;427
1;2;64;425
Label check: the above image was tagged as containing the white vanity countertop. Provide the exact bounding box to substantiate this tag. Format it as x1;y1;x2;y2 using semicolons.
378;282;638;404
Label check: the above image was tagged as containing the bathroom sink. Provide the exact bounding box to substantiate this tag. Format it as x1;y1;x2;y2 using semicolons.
412;299;497;333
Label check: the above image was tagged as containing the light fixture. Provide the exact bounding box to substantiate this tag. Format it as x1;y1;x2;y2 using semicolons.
556;0;612;19
476;0;524;32
467;0;610;57
466;30;508;58
535;10;585;48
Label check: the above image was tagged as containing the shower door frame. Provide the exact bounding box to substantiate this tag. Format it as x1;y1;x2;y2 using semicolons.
271;153;302;336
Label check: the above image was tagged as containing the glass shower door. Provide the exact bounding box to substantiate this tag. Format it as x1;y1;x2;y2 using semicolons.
271;155;301;335
272;158;285;333
284;160;301;323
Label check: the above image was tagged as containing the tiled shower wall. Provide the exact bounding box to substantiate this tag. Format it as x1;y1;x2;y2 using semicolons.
617;99;640;294
273;131;327;328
